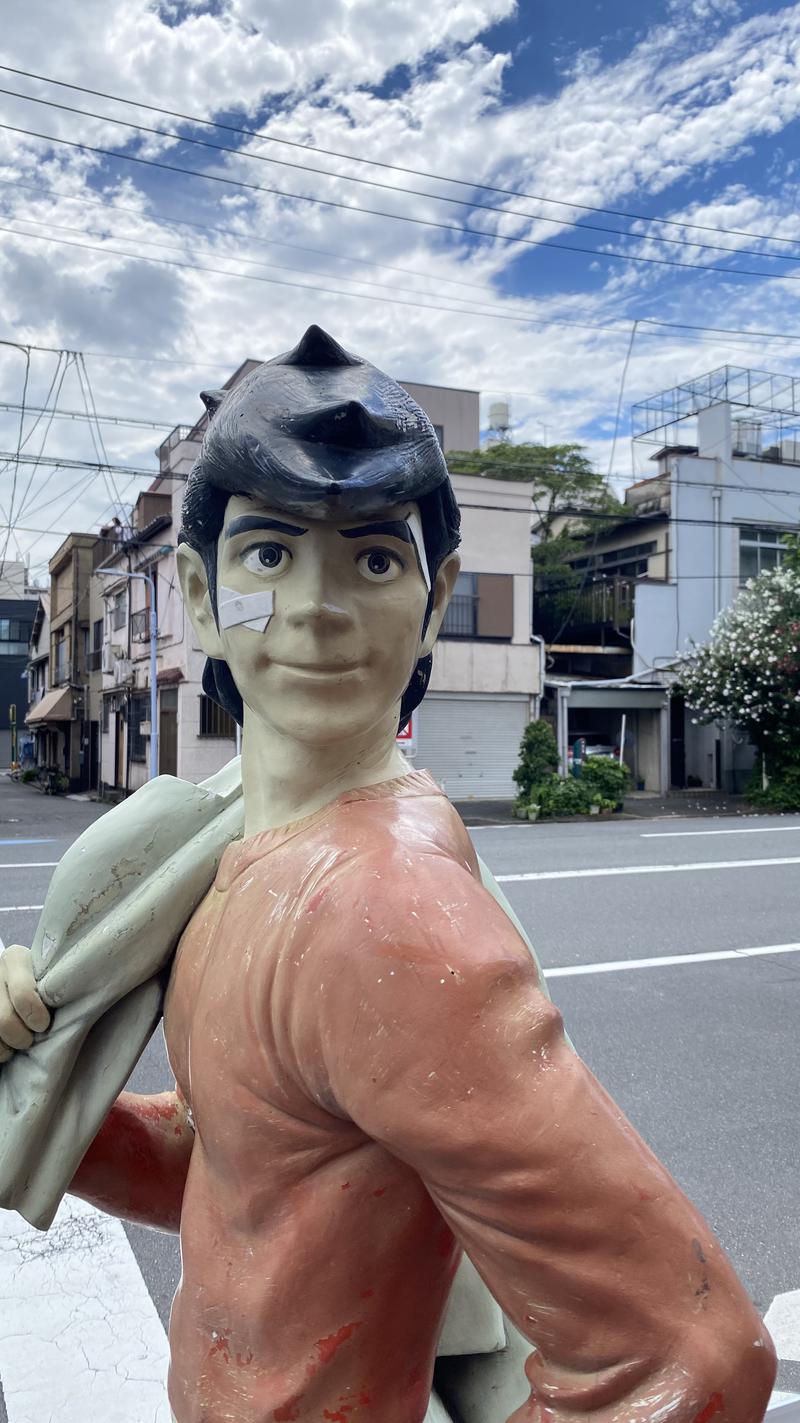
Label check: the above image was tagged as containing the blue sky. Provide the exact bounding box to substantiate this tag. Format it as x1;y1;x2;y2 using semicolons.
0;0;799;574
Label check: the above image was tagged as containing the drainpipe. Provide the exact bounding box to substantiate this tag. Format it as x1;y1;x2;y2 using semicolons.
530;634;546;720
712;477;723;617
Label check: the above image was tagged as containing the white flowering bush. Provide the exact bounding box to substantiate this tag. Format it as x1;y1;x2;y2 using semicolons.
676;565;800;782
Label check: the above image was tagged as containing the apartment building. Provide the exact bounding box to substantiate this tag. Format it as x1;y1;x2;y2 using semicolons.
0;560;37;767
23;537;98;788
538;366;800;793
97;362;539;798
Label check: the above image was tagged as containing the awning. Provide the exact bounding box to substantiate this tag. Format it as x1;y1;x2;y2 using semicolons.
25;687;73;725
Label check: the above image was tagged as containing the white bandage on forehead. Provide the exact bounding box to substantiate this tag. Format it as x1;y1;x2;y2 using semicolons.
218;585;274;633
405;510;431;592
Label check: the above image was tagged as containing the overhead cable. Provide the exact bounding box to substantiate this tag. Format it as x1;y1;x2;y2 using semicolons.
4;62;800;251
1;118;799;284
5;84;800;270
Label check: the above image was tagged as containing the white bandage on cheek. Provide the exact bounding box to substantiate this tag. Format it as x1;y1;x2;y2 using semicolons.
218;585;274;633
405;510;431;592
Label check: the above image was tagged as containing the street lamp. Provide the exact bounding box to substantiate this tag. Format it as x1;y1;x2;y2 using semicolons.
96;567;159;781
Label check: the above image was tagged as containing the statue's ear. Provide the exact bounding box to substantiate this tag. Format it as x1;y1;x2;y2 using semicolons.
176;543;225;659
200;389;226;418
420;552;460;658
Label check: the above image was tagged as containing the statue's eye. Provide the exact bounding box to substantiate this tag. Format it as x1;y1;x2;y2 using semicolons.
242;542;291;575
357;548;404;583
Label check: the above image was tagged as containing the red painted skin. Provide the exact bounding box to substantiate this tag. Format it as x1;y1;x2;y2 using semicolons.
72;771;776;1423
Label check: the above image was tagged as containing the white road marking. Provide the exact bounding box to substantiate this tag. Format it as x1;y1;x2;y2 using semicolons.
0;905;43;914
765;1290;800;1363
0;862;58;870
643;825;800;838
0;1194;171;1422
545;942;800;979
496;855;800;882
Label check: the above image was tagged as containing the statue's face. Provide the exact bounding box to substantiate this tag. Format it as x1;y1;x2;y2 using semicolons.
210;493;435;745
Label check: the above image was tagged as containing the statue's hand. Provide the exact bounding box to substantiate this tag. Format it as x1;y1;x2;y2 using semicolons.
0;945;51;1062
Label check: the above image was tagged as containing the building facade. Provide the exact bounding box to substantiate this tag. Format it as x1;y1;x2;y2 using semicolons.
537;368;800;794
25;536;98;789
0;561;37;768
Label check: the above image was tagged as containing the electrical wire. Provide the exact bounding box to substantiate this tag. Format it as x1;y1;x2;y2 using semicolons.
2;117;800;285
0;172;538;303
5;63;800;252
6;84;800;271
1;344;31;570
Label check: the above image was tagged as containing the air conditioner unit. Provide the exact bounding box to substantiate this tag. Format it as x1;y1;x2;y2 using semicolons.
114;658;133;684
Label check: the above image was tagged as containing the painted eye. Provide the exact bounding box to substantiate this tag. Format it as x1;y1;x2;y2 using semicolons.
357;548;404;583
242;542;291;575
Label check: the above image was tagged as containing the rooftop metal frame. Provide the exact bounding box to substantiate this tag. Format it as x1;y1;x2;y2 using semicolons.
632;365;800;446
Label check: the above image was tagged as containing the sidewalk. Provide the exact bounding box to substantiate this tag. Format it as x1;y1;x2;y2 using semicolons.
453;789;763;827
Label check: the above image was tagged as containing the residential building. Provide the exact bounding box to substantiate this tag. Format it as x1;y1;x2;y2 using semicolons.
25;535;99;789
25;593;50;765
417;474;540;796
97;362;536;799
538;366;800;793
0;560;37;767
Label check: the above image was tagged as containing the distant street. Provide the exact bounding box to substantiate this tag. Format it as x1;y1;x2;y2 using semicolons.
1;776;799;1419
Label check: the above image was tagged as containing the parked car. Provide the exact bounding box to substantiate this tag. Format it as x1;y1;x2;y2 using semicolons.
567;737;620;771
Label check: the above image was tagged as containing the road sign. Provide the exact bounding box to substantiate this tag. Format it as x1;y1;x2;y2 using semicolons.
397;709;417;756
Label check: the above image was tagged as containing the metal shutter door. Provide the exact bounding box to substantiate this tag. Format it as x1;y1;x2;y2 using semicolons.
416;694;528;798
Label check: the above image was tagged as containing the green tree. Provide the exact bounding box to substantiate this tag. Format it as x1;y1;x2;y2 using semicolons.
513;720;559;802
448;444;624;618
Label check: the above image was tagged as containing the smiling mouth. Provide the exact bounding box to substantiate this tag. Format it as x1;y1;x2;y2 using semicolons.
274;660;361;675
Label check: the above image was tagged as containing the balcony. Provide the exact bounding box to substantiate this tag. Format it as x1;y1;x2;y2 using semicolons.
86;649;102;672
158;425;193;473
534;575;634;647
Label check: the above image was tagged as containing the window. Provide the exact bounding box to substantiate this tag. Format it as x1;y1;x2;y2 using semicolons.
111;590;127;631
102;696;110;733
199;693;237;739
129;692;149;761
573;540;658;579
442;571;477;636
0;617;30;654
54;628;67;683
93;618;103;651
739;525;794;585
440;572;514;640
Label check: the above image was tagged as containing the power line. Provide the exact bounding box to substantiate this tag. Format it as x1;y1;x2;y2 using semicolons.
0;172;531;303
5;63;800;253
10;207;800;359
2;118;799;285
6;84;800;272
0;399;174;430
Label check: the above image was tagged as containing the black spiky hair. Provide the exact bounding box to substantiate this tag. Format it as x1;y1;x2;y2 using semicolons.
179;325;461;727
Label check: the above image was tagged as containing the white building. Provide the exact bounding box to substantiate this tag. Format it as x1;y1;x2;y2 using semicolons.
96;364;539;799
542;367;800;794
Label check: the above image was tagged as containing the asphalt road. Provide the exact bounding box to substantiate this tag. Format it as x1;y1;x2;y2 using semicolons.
1;776;799;1404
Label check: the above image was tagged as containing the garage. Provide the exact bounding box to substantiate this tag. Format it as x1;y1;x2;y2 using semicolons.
414;691;530;799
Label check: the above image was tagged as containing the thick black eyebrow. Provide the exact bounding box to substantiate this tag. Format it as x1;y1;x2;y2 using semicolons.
338;519;412;543
225;515;308;539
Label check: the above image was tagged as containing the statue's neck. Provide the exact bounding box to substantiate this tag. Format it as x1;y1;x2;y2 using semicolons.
239;712;409;836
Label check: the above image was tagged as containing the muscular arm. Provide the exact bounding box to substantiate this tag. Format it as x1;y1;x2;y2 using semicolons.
312;853;776;1423
69;1089;193;1233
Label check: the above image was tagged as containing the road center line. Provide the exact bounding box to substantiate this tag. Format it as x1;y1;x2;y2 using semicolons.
496;855;800;882
0;862;58;870
643;826;800;839
0;904;44;913
545;942;800;978
0;838;56;846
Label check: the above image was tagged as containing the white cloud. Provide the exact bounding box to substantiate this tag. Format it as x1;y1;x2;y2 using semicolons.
1;0;800;576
